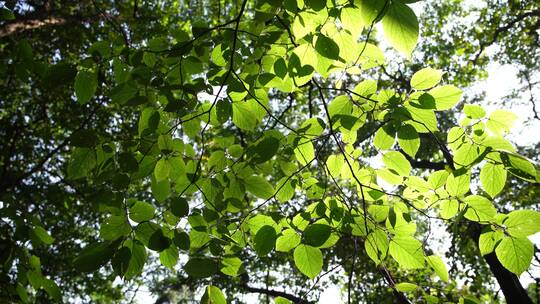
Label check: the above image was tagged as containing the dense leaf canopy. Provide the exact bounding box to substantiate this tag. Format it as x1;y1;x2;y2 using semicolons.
0;0;539;303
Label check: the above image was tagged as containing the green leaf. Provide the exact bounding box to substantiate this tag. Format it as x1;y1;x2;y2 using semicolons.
154;158;170;181
112;246;131;277
275;297;293;304
425;255;449;282
247;214;277;235
159;245;179;270
170;197;190;217
463;104;486;119
382;151;411;176
453;142;480;167
100;215;131;240
377;168;402;185
67;148;96;180
439;199;459;219
428;85;462;110
208;150;226;170
369;205;390;224
293;244;323;279
74;70;97;104
41;278;61;301
395;282;418;292
118;152;139;173
276;229;301;252
486;110;518;135
364;230;389;264
220;256;243;277
74;241;117;273
142;52;156;67
505;210;540;238
445;172;470;196
479;231;501;256
428;170;449;189
482;136;516;152
71;129;99;148
303;224;331;247
463;195;496;222
32;226;54;245
184;257;218;278
112;240;147;279
111;82;138;105
410;68;443;90
404;104;439;133
0;7;15;20
205;285;227;304
294;139;315;166
382;1;419;58
328;95;352;118
253;135;280;163
138;108;160;135
173;230;190;250
148;37;168;52
358;0;386;25
16;283;29;303
502;153;537;181
397;124;420;157
314;34;340;60
293;41;318;70
135;222;171;252
215;99;232;124
495;236;533;275
275;177;295;203
480;163;507;198
148;232;171;253
157;134;174;151
126;94;149;108
253;225;277;256
211;44;227;67
299;117;326;137
27;269;42;289
244;175;274;199
326;155;344;177
305;0;326;11
151;174;170;203
340;7;365;38
129;201;155;222
389;236;424;269
232;102;258;130
373;125;395;150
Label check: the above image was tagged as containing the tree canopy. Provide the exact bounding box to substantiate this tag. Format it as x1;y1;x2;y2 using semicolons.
0;0;539;303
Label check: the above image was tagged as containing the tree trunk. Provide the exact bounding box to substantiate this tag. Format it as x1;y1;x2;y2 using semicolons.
470;223;532;304
0;16;69;37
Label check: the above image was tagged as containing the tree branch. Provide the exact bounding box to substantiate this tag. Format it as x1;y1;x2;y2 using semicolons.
0;9;124;37
0;16;70;37
378;267;412;304
469;223;533;303
399;149;446;170
242;283;312;304
472;10;540;64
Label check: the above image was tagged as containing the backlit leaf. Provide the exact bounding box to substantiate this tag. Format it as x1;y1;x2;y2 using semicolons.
389;236;424;269
294;244;323;279
495;237;533;275
410;68;443;90
382;1;419;58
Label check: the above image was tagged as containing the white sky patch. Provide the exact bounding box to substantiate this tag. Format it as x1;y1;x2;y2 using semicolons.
472;62;540;146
